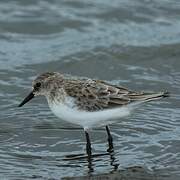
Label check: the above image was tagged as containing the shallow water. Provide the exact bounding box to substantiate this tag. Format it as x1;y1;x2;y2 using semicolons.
0;0;180;179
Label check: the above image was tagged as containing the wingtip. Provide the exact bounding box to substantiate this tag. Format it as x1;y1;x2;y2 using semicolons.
162;91;170;98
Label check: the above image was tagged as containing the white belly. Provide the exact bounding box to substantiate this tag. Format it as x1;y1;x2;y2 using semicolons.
49;101;131;130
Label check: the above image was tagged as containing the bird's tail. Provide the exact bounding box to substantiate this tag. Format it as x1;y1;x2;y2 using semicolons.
135;91;170;102
127;91;170;110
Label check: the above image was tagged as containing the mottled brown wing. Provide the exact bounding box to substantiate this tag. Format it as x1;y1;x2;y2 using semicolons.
64;79;167;111
64;79;132;111
89;80;168;105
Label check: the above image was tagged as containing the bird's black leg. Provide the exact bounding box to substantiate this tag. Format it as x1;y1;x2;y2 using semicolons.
85;131;92;156
106;126;114;152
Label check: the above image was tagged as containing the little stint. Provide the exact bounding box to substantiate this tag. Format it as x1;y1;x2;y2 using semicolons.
19;72;169;156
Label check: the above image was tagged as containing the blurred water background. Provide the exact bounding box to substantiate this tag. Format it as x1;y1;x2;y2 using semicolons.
0;0;180;179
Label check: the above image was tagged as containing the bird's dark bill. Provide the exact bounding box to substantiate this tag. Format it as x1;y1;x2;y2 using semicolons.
18;91;34;107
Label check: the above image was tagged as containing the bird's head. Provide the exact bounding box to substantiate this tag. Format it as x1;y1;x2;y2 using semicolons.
18;72;64;107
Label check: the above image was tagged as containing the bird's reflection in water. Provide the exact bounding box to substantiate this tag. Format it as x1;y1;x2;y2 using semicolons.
109;151;119;172
63;151;119;174
87;154;94;173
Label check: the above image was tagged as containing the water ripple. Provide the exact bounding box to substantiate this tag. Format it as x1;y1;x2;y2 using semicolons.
0;0;180;179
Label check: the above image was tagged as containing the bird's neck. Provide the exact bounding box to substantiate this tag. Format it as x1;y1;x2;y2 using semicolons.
46;88;66;105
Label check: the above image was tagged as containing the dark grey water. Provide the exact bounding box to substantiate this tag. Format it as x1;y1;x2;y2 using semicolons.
0;0;180;179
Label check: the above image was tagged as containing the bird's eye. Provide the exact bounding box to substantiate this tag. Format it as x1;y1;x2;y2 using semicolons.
36;82;41;87
34;82;41;90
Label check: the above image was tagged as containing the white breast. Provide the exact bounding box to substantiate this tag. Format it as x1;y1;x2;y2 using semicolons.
48;97;131;130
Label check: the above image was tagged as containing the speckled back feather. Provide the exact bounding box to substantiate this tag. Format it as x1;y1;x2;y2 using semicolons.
63;78;167;111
